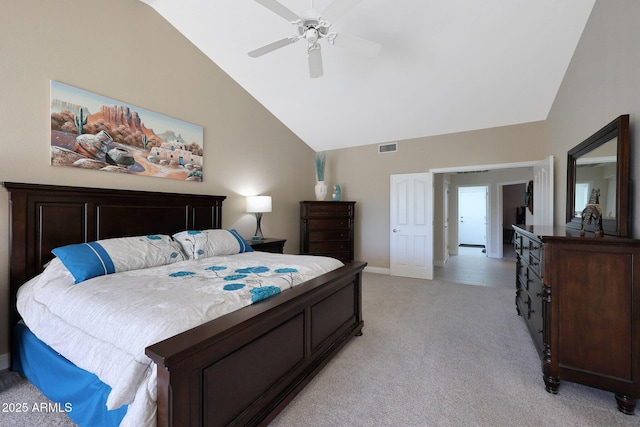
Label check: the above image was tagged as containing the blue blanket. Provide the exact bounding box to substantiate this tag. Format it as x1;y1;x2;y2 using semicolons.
13;323;127;427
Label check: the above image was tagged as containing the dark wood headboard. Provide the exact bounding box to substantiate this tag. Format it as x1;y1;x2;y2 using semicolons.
4;182;226;344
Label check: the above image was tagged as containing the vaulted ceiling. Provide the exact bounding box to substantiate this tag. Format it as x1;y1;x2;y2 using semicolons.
140;0;595;152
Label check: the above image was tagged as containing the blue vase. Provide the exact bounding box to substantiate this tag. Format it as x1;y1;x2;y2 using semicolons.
332;184;342;201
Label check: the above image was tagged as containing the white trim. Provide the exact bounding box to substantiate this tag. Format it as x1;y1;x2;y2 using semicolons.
576;155;615;165
0;353;10;371
431;160;538;174
364;266;390;275
431;158;541;262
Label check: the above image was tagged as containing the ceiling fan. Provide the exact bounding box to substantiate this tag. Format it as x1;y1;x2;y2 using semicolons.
248;0;381;78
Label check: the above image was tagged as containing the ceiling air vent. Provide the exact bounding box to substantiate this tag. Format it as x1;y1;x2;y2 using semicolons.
378;142;398;154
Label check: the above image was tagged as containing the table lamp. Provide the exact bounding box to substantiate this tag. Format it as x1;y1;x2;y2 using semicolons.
246;195;272;241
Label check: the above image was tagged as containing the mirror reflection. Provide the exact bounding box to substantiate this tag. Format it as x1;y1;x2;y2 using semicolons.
574;137;617;219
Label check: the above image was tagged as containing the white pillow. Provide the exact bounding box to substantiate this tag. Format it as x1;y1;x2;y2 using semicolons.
172;229;253;260
52;235;186;284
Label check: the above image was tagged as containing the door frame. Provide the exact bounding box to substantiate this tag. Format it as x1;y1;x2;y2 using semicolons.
457;185;488;247
432;159;549;261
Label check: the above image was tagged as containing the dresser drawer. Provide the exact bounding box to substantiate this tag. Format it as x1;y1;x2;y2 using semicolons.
528;298;544;353
309;241;351;253
514;233;523;256
309;229;350;241
528;238;542;261
304;203;353;217
528;250;542;277
516;291;529;318
516;259;527;290
528;268;543;301
307;218;350;230
520;235;530;262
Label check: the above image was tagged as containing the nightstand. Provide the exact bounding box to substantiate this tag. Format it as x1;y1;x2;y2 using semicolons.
247;238;286;254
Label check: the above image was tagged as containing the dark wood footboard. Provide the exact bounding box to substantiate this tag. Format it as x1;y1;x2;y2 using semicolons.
146;260;366;427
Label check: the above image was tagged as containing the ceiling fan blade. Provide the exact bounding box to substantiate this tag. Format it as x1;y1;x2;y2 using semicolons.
321;0;363;23
308;44;323;78
331;32;381;57
254;0;301;22
248;37;298;58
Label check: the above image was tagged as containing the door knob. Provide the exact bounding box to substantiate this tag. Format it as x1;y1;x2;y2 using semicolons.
393;229;400;233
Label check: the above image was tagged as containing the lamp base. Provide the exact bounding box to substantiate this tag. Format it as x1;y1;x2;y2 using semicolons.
253;212;264;241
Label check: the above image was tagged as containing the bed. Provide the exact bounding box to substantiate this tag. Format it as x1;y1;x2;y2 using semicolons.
4;182;367;426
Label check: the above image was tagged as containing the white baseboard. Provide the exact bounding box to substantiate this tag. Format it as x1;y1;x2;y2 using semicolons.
0;353;10;371
364;266;390;275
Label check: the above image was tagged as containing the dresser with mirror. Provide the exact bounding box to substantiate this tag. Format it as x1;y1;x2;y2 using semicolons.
513;114;639;415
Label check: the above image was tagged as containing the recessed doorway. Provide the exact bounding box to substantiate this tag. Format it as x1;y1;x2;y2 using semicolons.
457;186;487;248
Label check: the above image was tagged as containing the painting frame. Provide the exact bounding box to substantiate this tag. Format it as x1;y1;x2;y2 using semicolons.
50;81;204;182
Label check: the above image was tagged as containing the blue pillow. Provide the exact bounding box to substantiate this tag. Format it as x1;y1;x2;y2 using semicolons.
228;229;254;253
52;235;186;284
52;242;115;284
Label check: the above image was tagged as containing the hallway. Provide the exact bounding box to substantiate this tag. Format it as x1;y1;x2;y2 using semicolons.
434;245;516;288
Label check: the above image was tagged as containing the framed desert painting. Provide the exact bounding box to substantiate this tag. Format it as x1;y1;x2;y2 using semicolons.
50;81;204;181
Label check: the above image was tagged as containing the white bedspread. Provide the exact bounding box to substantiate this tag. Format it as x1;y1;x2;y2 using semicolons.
17;252;343;426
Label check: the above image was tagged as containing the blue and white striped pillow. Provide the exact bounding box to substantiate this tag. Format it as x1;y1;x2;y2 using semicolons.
52;235;186;284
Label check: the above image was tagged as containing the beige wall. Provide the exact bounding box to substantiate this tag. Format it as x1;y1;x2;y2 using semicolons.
545;0;640;236
0;0;315;357
324;122;548;269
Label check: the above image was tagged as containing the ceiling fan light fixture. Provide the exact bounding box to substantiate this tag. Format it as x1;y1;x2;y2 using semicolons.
249;0;380;77
306;27;319;43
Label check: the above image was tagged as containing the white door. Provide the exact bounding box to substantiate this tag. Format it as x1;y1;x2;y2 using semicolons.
390;172;434;279
458;186;487;246
533;156;554;225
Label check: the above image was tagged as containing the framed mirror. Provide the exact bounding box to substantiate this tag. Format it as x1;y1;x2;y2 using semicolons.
566;114;630;237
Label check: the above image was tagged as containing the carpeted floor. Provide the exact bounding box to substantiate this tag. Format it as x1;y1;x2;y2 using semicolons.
0;369;77;426
1;272;638;426
269;273;638;427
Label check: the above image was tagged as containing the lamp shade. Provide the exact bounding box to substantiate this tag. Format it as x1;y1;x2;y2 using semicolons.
246;195;272;213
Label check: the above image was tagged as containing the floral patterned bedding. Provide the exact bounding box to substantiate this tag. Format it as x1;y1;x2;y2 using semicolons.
17;251;344;426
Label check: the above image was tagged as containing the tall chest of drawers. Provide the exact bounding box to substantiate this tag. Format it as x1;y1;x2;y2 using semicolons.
513;225;640;415
300;201;355;263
